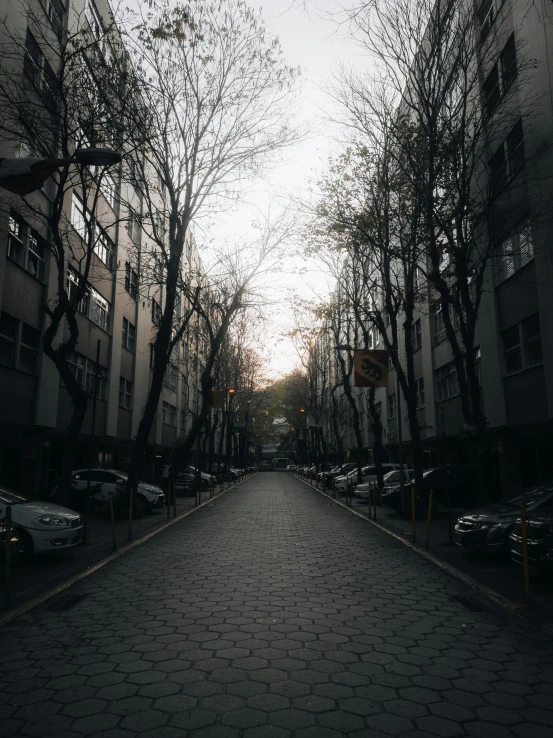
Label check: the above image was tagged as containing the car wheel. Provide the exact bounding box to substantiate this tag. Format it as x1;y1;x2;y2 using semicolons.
16;529;34;562
137;494;153;512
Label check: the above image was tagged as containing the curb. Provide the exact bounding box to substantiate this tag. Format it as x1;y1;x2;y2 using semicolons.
294;474;527;620
0;474;256;628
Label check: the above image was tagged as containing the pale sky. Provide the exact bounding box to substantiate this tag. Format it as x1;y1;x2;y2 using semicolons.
203;1;364;380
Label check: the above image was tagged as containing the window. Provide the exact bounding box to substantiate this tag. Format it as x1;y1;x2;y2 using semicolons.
101;172;117;209
0;313;40;374
410;319;422;352
66;351;106;399
129;214;141;245
504;315;543;375
414;266;423;291
24;29;57;104
494;218;533;285
95;227;114;270
388;393;397;419
149;343;155;369
436;362;458;401
473;347;482;385
119;377;132;409
162;401;176;426
483;35;517;117
432;303;446;343
67;268;111;332
415;378;425;409
7;211;46;281
122;317;135;352
124;262;138;299
164;362;178;392
490;119;525;196
152;298;162;327
478;0;502;42
85;0;103;40
71;193;88;240
180;410;186;432
40;0;65;38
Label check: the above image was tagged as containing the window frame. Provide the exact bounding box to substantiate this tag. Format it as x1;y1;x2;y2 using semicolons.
162;400;177;427
122;317;136;353
387;393;397;419
435;361;459;401
7;210;47;281
0;312;40;375
124;262;138;299
118;376;132;409
415;378;425;409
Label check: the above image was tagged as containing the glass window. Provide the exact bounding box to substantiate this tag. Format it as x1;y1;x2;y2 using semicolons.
162;401;176;426
7;212;26;266
432;303;446;342
24;29;42;86
483;63;500;116
152;298;162;327
501;34;517;91
0;313;18;367
436;362;458;401
489;143;507;195
122;317;135;352
508;119;524;176
125;262;138;299
71;193;87;240
101;172;117;209
494;218;533;285
119;377;132;409
387;393;396;419
19;323;40;373
164;362;178;392
523;314;542;368
95;227;114;270
503;325;522;374
40;0;65;38
27;230;45;280
88;287;111;332
410;319;422;351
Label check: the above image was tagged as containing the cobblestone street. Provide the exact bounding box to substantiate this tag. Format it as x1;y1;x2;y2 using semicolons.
1;472;553;738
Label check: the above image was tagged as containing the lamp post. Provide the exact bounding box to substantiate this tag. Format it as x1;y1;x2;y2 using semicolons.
227;389;236;473
0;146;122;194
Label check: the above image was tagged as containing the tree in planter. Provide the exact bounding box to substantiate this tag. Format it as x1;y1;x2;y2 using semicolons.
0;4;137;501
343;0;541;492
117;0;300;497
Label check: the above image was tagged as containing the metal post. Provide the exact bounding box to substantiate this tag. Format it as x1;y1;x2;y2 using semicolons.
373;481;377;523
396;367;405;517
411;485;416;543
368;481;372;519
128;484;134;542
83;339;101;545
173;478;177;518
109;494;117;551
4;505;12;609
425;489;433;549
521;504;530;607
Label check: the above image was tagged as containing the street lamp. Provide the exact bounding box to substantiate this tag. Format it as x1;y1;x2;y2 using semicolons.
0;146;122;195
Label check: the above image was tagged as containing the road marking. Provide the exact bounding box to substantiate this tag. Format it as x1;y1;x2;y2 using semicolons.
0;475;256;628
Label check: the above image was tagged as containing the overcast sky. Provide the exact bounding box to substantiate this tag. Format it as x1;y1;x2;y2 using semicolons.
202;1;365;380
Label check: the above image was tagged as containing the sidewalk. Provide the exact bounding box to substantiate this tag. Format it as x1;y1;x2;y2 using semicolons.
1;479;243;614
305;477;553;625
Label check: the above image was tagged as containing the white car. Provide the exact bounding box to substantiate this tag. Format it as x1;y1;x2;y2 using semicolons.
0;486;83;560
355;467;411;498
68;469;165;512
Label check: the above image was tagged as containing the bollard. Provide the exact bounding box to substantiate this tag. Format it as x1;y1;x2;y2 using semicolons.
368;482;372;519
167;481;171;520
128;485;134;542
411;486;416;543
521;504;530;607
332;477;336;499
373;482;377;523
4;505;12;609
323;473;326;494
425;489;433;549
109;494;117;551
173;479;177;518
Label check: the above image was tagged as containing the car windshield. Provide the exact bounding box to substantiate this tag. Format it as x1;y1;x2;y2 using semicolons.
505;485;553;507
0;487;26;505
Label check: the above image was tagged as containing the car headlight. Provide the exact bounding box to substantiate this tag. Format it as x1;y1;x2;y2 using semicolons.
36;515;70;527
473;522;490;531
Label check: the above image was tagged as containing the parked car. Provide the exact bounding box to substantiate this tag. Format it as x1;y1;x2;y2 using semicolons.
0;486;82;560
325;463;357;486
337;464;401;494
177;466;217;488
286;464;296;471
381;466;477;516
508;484;553;569
64;469;165;513
355;468;412;499
455;482;553;555
0;515;22;565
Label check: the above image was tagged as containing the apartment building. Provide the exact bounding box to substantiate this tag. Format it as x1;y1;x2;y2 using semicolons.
0;0;209;496
318;0;553;498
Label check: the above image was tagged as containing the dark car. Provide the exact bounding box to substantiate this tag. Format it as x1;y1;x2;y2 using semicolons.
509;487;553;570
381;466;477;517
455;482;553;555
0;518;22;565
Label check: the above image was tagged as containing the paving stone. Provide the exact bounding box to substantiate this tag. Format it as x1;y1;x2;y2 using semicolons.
2;474;552;738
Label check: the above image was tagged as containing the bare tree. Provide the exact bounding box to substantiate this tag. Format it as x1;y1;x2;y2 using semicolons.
116;0;301;495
